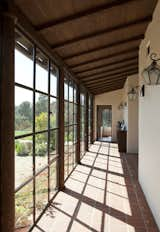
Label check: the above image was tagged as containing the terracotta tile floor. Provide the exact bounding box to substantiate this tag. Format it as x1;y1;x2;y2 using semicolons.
32;142;159;232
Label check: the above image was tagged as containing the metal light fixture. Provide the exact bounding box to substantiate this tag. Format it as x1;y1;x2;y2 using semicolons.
142;53;160;85
118;102;124;110
128;88;137;101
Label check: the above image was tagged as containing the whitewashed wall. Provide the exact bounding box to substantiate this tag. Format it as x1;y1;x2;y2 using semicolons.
139;0;160;228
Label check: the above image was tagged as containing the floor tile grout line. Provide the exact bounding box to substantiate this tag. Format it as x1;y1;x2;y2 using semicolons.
123;153;148;232
64;143;102;232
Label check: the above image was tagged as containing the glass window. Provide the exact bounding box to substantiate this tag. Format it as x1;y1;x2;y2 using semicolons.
35;132;48;173
50;64;58;97
15;49;33;88
15;31;59;230
15;86;33;136
35;169;48;219
36;49;48;93
50;97;58;129
15;181;33;229
15;136;33;189
35;93;48;132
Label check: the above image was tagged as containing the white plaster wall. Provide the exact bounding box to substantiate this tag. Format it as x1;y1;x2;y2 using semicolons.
94;89;123;141
122;75;139;154
139;0;160;228
127;75;139;154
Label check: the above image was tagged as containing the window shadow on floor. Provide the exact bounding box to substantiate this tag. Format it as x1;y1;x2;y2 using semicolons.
33;142;159;232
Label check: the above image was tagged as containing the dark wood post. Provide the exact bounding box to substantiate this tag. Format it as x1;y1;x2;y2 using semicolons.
58;68;65;190
76;86;81;164
85;92;89;151
0;1;15;231
91;95;95;144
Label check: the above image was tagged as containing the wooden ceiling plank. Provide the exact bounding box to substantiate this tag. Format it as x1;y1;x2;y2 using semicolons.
82;66;138;82
64;34;144;60
69;46;139;68
51;16;151;49
78;59;138;79
74;55;138;74
86;77;127;88
91;82;125;92
91;81;125;91
36;0;133;31
85;70;137;86
93;86;123;94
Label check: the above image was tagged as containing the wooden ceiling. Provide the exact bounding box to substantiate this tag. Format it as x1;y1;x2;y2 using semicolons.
15;0;157;94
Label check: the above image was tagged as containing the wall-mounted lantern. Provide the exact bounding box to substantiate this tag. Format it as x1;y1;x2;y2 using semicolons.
128;88;137;101
128;84;145;100
118;102;124;110
142;53;160;85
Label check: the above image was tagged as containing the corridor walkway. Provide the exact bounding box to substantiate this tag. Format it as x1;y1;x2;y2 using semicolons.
33;142;159;232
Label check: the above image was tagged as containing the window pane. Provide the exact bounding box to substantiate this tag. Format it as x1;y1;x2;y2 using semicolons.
69;102;73;124
64;156;69;179
50;161;58;199
80;93;85;105
35;132;48;173
74;125;77;143
36;50;48;93
50;97;58;129
69;82;73;102
74;104;77;124
35;169;48;219
69;126;73;146
64;128;68;154
74;85;77;103
35;93;48;132
64;80;68;100
50;64;58;96
15;48;33;88
15;136;33;189
64;101;69;126
15;86;33;136
15;181;33;229
50;129;58;158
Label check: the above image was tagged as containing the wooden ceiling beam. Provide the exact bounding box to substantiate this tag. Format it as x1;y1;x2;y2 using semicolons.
74;55;138;74
64;34;144;60
78;59;138;79
84;70;137;86
82;66;138;82
51;16;151;49
93;86;123;95
90;81;125;92
36;0;133;31
91;81;125;91
69;46;139;69
86;77;127;88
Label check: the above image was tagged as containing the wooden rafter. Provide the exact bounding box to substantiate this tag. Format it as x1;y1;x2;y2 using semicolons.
36;0;133;31
82;66;138;83
85;70;138;87
51;16;151;49
91;82;125;93
86;77;127;88
69;46;139;69
93;85;123;94
78;59;138;79
64;34;144;60
74;55;138;74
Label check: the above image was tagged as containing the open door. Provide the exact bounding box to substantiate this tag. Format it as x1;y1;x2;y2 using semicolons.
97;105;112;142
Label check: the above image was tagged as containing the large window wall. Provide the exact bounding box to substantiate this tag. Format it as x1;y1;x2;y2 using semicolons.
64;78;78;179
80;91;86;158
14;29;92;232
15;31;59;230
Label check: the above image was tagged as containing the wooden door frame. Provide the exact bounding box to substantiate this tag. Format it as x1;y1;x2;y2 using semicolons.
96;105;112;140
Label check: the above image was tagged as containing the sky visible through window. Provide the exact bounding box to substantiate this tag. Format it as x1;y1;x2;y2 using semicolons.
15;49;57;106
